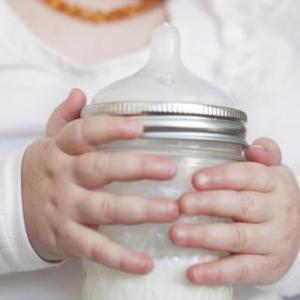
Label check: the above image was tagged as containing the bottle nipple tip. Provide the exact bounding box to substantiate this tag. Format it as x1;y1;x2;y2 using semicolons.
150;23;181;63
152;22;179;39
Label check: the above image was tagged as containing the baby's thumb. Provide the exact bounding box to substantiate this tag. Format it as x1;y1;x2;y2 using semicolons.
46;88;86;137
245;137;282;166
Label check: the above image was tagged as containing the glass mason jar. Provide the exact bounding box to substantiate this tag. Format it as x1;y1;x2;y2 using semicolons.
81;102;247;300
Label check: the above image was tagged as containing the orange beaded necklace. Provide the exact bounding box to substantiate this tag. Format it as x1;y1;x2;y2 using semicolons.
42;0;163;23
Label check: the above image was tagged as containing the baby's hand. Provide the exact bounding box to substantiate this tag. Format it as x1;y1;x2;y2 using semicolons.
170;138;300;285
22;89;178;275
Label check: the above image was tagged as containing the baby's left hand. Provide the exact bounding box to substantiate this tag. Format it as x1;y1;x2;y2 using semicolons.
170;138;300;285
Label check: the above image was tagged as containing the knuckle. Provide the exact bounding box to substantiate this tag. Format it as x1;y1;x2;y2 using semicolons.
87;241;101;261
94;154;110;181
51;184;75;213
231;225;247;251
76;234;99;261
49;194;63;211
81;118;92;144
245;164;260;188
44;145;64;179
240;192;256;218
236;261;249;282
99;195;116;224
142;198;155;220
50;194;66;213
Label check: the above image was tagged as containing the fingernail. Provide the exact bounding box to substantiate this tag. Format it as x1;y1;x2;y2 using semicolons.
133;256;153;274
194;270;204;284
195;173;210;188
139;259;153;274
127;120;144;134
250;144;265;151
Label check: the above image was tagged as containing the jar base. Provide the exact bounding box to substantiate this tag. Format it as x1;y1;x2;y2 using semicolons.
83;256;233;300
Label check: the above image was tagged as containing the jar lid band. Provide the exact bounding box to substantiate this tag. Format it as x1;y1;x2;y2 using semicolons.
81;102;247;146
81;102;247;122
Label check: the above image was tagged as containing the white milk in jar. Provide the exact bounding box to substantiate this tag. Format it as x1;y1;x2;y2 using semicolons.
81;24;247;300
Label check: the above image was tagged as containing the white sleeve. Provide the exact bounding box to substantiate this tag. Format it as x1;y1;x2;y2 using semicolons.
0;145;59;273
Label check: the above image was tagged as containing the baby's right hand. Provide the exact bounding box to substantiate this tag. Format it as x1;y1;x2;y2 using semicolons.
22;89;178;275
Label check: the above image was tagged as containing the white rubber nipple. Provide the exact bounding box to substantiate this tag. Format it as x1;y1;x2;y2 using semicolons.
148;23;181;69
92;23;236;108
143;23;182;86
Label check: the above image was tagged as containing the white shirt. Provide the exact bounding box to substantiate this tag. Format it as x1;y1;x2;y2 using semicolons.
0;0;300;299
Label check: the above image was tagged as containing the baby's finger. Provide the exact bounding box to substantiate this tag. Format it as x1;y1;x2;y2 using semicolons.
46;89;86;137
179;191;272;223
74;191;179;225
72;152;176;189
187;254;272;285
56;116;143;155
245;138;282;167
63;222;153;274
170;223;271;254
193;162;276;192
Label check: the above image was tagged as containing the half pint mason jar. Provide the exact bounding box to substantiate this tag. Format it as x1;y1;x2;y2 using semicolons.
81;24;247;300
